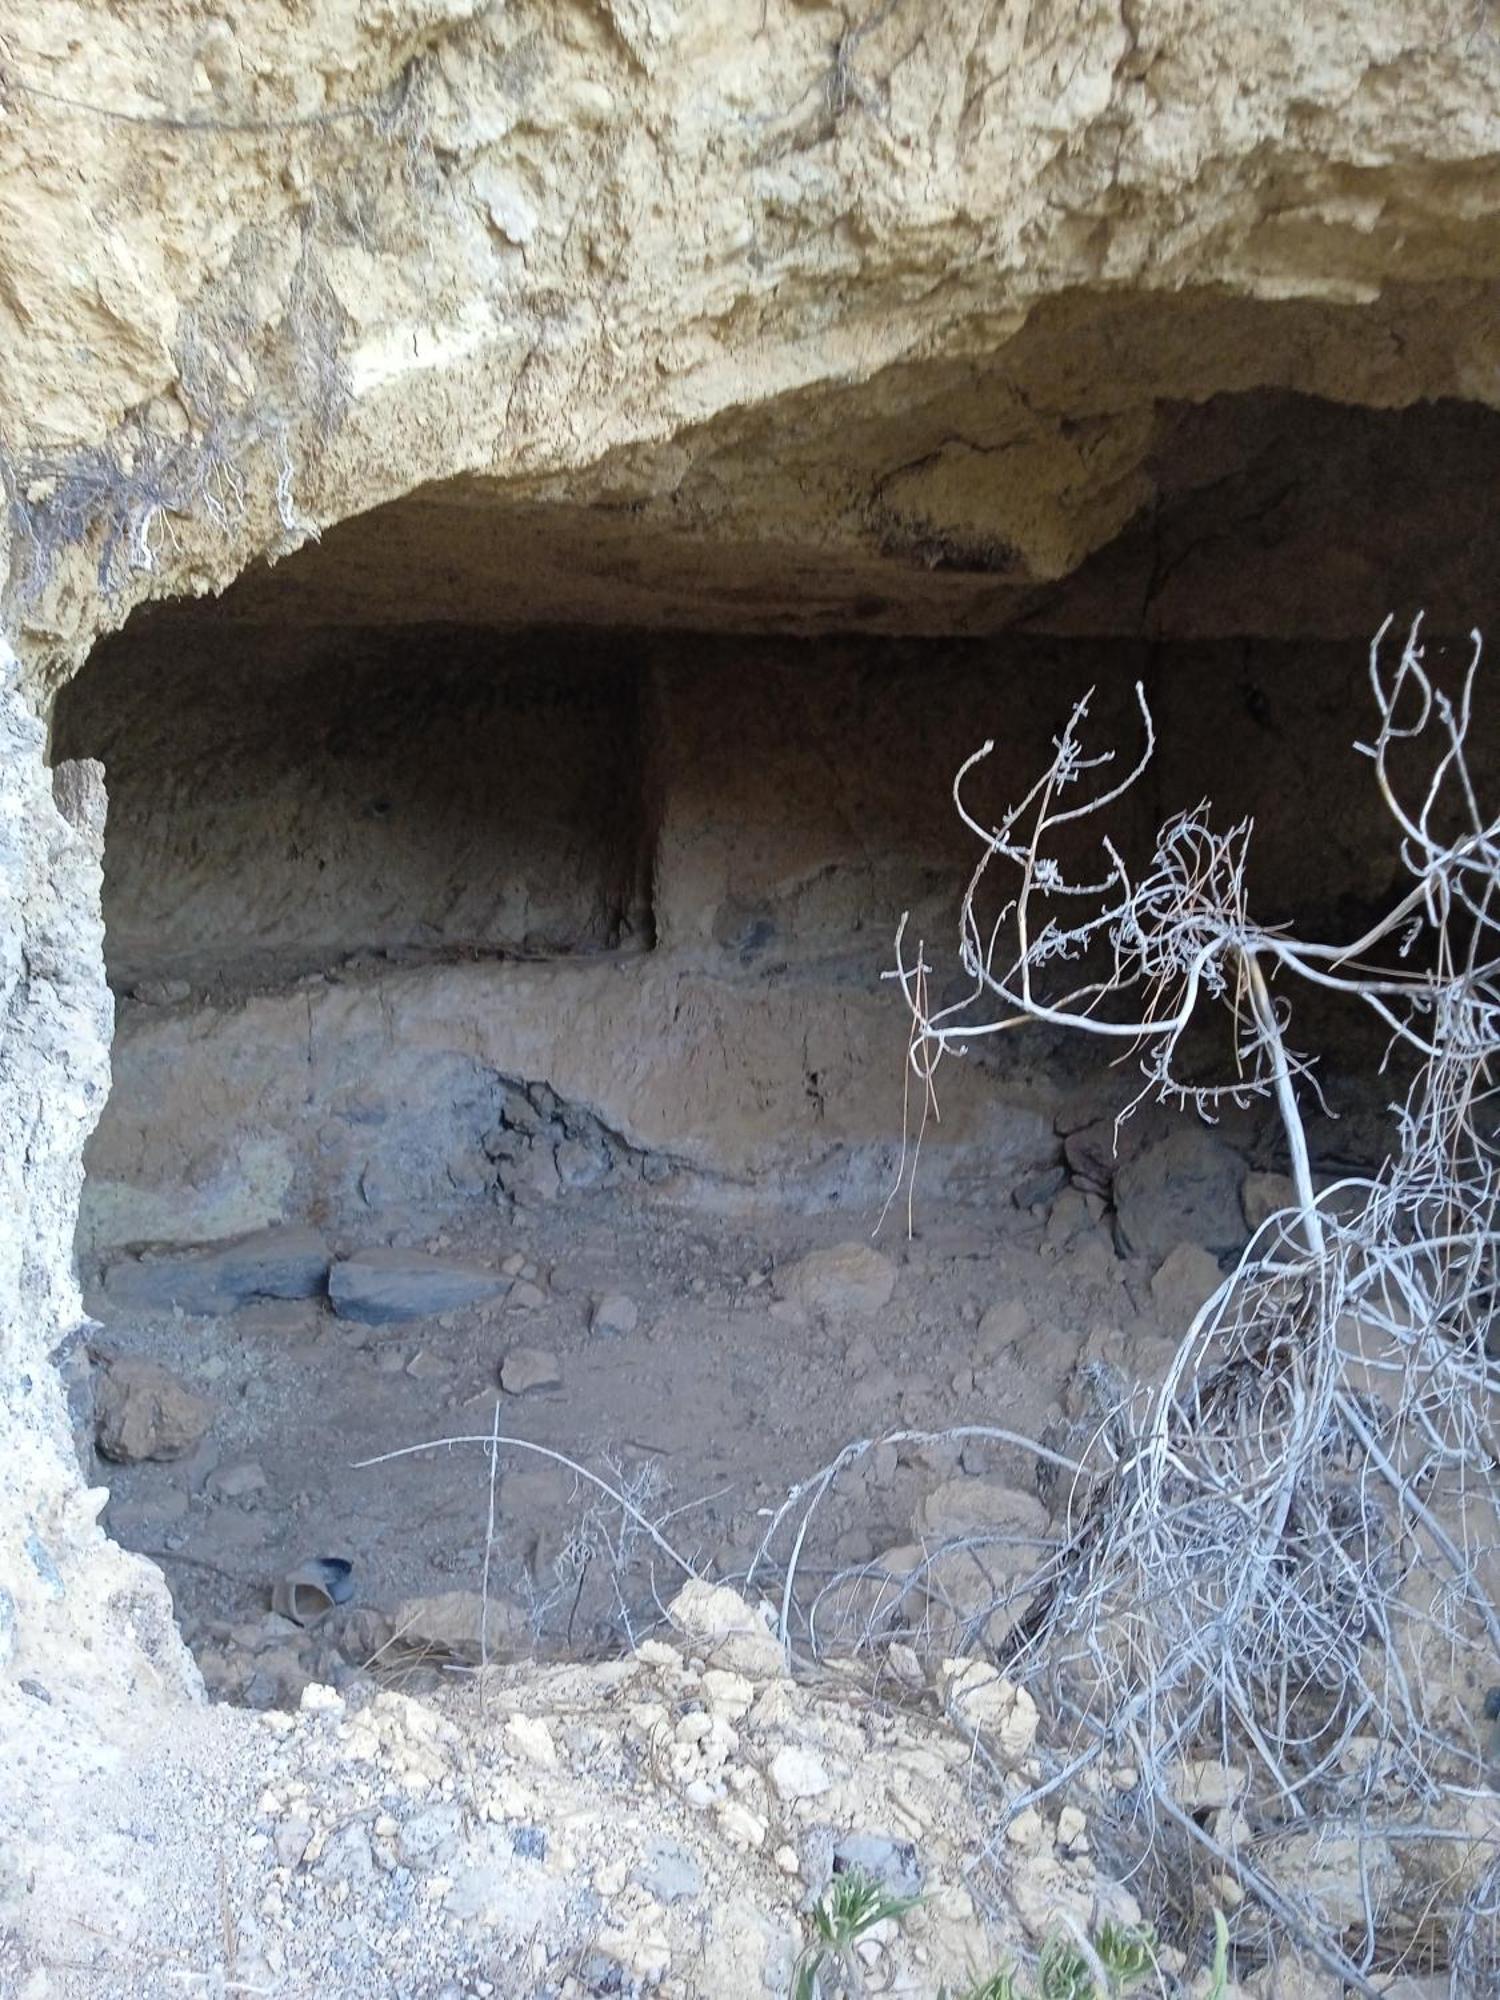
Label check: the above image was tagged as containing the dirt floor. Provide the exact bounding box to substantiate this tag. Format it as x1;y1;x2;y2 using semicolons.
80;1096;1275;1715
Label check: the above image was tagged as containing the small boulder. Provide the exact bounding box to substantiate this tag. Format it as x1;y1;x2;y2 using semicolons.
94;1356;213;1463
776;1243;896;1317
329;1249;507;1325
500;1346;562;1395
1242;1168;1298;1234
388;1589;529;1663
1113;1128;1246;1263
916;1479;1049;1545
591;1293;639;1339
103;1227;328;1317
1150;1242;1224;1322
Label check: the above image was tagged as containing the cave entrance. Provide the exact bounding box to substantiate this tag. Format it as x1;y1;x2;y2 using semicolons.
54;389;1500;1705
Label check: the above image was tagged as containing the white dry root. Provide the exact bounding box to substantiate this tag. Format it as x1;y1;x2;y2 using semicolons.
871;614;1500;1991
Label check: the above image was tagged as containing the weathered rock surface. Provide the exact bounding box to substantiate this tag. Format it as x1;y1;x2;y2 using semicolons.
94;1355;214;1464
103;1228;328;1315
6;2;1500;662
328;1248;507;1324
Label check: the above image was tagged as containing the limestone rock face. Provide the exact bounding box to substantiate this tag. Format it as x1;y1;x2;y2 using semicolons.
2;2;1500;664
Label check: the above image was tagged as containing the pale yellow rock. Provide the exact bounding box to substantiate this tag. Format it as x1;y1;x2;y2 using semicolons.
666;1581;785;1678
938;1660;1039;1766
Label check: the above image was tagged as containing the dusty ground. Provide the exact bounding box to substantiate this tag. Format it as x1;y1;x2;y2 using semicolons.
82;1108;1259;1715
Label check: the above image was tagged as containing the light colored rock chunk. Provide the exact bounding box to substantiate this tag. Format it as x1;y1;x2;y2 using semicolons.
776;1243;896;1316
499;1346;562;1395
939;1659;1039;1765
768;1745;832;1801
667;1580;785;1677
591;1292;639;1339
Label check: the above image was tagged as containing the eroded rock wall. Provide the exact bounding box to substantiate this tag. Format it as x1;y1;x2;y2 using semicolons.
61;606;1488;1257
5;4;1500;666
0;652;195;1777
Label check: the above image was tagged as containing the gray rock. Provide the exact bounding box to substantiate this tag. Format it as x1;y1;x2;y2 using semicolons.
94;1356;214;1463
632;1838;702;1904
329;1248;508;1325
500;1346;562;1395
1113;1129;1246;1264
556;1135;611;1189
395;1803;464;1873
103;1227;329;1317
591;1292;639;1339
316;1822;375;1885
807;1830;923;1903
